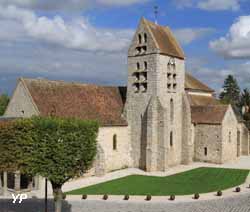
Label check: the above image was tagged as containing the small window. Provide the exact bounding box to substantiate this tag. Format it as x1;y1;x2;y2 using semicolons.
229;131;231;143
144;61;148;70
144;33;147;43
113;134;117;150
170;131;173;147
138;34;142;44
173;74;176;79
167;84;171;89
173;84;177;90
204;147;208;156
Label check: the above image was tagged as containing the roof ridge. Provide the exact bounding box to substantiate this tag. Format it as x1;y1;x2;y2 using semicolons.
22;77;123;88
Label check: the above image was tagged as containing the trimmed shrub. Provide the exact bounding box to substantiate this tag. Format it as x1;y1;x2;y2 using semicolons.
235;187;241;192
124;195;129;201
217;191;222;196
169;195;175;201
103;194;108;200
194;193;200;200
82;194;87;200
145;195;152;201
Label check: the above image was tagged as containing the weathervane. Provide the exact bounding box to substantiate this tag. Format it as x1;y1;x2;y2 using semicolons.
154;5;158;24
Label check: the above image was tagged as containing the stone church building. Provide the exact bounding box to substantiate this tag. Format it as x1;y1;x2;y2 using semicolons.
2;18;250;192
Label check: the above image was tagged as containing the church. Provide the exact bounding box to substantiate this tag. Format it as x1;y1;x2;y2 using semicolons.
3;18;250;191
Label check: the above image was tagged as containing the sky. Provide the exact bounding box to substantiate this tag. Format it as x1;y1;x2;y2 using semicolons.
1;0;250;95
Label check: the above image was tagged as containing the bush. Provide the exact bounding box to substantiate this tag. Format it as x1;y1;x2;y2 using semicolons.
103;194;108;200
235;187;241;192
169;195;175;201
145;195;152;201
217;191;222;196
194;193;199;199
82;194;87;200
124;194;129;200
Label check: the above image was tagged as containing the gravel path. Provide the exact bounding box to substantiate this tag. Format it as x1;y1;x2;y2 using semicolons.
1;193;250;212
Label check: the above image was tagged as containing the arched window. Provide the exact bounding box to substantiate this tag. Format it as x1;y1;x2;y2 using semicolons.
170;131;173;147
137;62;140;70
113;134;117;150
170;98;174;123
138;34;142;44
144;33;147;43
144;61;147;70
204;147;208;156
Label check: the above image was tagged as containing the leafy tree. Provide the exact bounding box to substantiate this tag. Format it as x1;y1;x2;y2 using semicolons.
18;116;99;212
0;94;9;116
239;89;250;121
220;75;241;107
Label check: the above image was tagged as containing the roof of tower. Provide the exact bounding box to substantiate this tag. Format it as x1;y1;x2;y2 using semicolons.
191;105;229;124
185;73;214;93
21;78;127;127
143;18;185;59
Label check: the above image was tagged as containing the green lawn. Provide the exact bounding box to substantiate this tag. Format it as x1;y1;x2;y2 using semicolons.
66;167;249;196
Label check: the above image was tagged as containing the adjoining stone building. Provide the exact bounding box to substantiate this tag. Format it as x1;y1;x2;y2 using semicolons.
2;18;249;192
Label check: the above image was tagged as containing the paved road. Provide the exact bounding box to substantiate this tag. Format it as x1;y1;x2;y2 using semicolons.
1;193;250;212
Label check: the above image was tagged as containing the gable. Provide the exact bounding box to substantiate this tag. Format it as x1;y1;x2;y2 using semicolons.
4;79;39;117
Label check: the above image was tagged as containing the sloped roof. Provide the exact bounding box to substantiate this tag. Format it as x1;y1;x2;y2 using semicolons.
191;105;229;124
144;19;185;59
188;94;220;106
22;78;127;127
185;73;214;93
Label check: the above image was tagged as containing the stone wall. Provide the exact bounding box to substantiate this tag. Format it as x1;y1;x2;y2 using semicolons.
97;126;132;173
221;106;238;162
194;124;222;164
238;123;249;156
4;80;38;117
181;92;194;164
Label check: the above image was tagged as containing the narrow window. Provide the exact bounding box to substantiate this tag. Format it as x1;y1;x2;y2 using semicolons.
229;131;231;143
113;134;117;150
138;34;142;44
204;147;208;156
144;61;148;70
137;62;140;70
170;131;173;147
144;33;147;43
170;98;174;123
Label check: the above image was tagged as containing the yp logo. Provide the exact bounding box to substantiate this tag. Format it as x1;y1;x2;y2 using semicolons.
12;193;28;204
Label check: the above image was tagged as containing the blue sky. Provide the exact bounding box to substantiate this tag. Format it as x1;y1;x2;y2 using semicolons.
1;0;250;95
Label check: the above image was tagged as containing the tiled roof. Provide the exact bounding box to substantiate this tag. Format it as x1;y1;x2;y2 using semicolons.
144;19;185;59
188;94;220;106
191;105;229;124
22;78;127;127
185;73;214;93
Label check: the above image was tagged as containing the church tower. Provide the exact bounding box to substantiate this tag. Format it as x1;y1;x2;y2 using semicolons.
126;18;185;171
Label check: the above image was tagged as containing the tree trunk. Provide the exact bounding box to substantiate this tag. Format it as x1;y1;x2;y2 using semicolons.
52;183;63;212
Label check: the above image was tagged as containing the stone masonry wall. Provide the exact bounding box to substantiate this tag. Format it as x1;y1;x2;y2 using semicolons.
194;124;222;164
221;106;238;163
97;126;132;173
181;92;194;164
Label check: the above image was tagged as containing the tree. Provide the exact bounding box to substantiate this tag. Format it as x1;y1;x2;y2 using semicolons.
18;116;99;212
220;75;241;107
239;89;250;121
0;94;9;116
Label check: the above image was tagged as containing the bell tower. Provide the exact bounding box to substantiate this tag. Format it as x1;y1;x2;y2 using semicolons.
126;18;185;171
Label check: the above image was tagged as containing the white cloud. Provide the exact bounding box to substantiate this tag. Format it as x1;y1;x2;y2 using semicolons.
174;0;241;11
210;16;250;59
174;27;215;45
0;5;133;52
